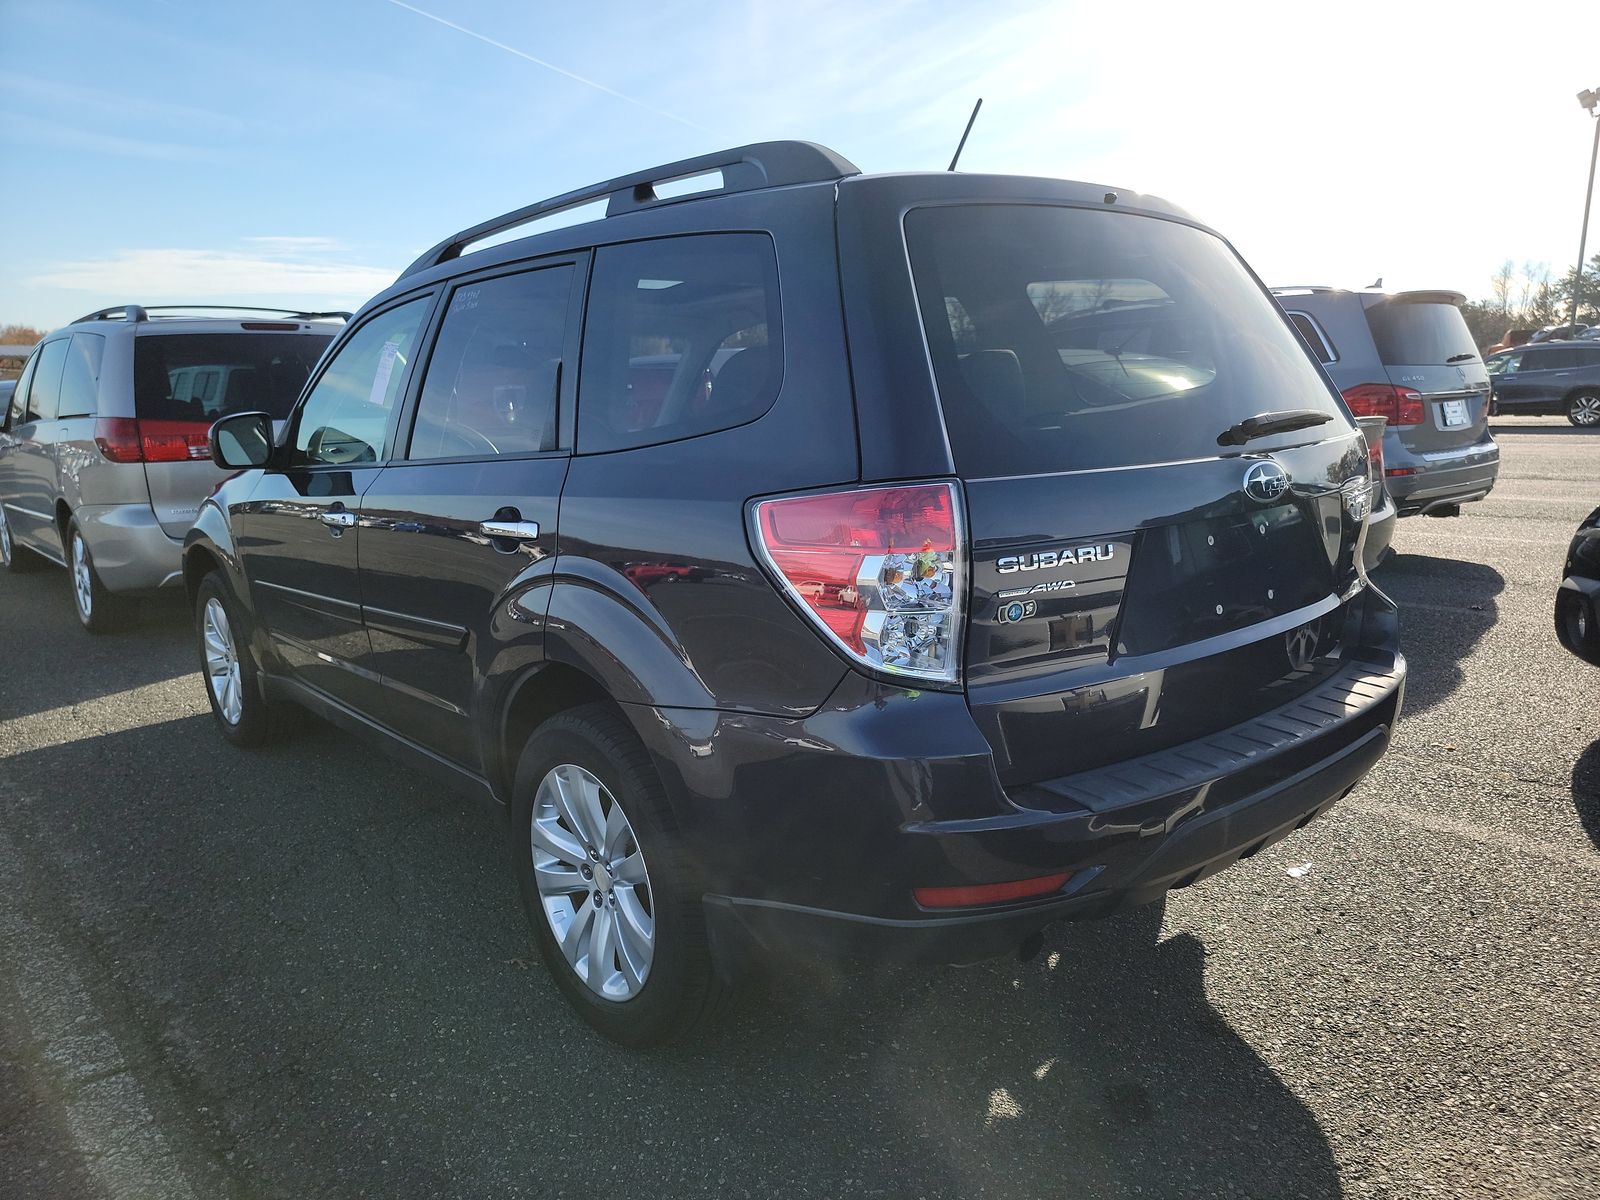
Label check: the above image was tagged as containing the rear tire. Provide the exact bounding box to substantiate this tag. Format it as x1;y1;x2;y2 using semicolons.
195;571;279;747
1567;391;1600;428
0;506;41;573
67;518;139;632
510;703;729;1047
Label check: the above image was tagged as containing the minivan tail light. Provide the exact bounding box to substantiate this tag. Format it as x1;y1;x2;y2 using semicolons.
93;418;212;463
1341;383;1425;427
751;482;966;685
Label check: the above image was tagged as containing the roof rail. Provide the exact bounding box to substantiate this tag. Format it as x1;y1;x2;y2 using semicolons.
73;305;149;324
1269;285;1339;295
72;305;352;325
400;140;860;280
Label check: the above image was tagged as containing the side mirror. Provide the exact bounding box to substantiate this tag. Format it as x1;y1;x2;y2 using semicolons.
210;411;274;469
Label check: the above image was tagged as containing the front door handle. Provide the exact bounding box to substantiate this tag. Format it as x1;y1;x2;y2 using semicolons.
318;510;357;529
479;518;540;540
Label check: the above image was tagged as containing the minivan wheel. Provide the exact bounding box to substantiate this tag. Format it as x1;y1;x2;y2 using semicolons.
510;703;728;1046
67;519;138;632
1;506;39;572
1568;392;1600;427
194;572;276;746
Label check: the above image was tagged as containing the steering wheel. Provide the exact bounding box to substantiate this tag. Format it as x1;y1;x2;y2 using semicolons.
439;424;500;457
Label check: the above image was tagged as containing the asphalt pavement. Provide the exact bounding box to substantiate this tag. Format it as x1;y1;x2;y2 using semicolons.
1;417;1596;1199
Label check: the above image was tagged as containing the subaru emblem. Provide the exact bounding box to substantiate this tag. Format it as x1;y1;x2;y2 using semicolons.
1242;459;1290;504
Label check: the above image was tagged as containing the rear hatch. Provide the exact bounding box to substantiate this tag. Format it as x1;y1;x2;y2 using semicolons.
899;200;1372;792
134;325;333;536
1361;292;1491;452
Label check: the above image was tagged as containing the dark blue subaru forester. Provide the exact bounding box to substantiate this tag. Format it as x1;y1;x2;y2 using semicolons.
185;142;1404;1044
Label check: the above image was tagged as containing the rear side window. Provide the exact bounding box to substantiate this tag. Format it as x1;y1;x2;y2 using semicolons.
291;298;429;467
409;265;571;459
1534;348;1580;370
1364;301;1478;365
906;204;1343;477
1578;348;1600;367
578;233;782;453
26;339;68;423
1284;311;1338;364
57;333;105;418
134;333;333;423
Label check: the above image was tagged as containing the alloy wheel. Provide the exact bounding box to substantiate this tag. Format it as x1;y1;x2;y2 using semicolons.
202;597;244;725
72;533;93;620
531;763;655;1001
1571;394;1600;427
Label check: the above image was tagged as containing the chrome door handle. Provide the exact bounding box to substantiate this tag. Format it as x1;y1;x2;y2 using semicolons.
318;510;357;529
479;519;540;540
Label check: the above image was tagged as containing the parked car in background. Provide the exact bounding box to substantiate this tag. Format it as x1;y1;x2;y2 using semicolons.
1529;323;1590;343
0;306;340;630
1556;505;1600;665
1272;287;1498;517
186;141;1404;1046
1486;341;1600;426
0;380;14;414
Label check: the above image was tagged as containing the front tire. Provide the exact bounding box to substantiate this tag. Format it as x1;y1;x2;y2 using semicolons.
195;572;276;747
67;518;138;632
1568;391;1600;428
510;703;728;1046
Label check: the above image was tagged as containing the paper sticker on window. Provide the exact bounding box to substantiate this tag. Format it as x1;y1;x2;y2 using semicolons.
368;340;403;407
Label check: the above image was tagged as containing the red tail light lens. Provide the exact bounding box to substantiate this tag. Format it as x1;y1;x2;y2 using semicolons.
94;418;212;463
1341;384;1425;427
94;418;144;463
751;482;965;684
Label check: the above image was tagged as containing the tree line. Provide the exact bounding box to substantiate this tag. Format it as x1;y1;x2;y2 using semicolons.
1459;255;1600;349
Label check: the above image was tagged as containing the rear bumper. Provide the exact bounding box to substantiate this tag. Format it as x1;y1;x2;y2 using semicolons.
1385;439;1499;515
76;503;184;592
1362;492;1396;569
682;642;1405;968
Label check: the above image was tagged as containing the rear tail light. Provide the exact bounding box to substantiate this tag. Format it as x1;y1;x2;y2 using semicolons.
751;481;966;685
1366;434;1384;483
1341;383;1425;427
94;418;211;464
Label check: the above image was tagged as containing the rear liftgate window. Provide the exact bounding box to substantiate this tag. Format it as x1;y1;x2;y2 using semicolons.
134;333;334;423
906;204;1343;477
577;233;782;453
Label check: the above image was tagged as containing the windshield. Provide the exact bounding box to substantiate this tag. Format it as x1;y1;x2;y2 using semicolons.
134;332;333;422
905;205;1344;477
1364;301;1479;366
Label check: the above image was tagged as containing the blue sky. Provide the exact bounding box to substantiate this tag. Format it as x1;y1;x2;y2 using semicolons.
2;0;1598;330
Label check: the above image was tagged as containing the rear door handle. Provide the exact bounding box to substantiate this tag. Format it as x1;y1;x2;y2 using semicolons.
479;519;540;540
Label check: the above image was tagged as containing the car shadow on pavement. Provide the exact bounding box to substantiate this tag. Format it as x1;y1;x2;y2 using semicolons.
1370;553;1503;719
1573;739;1600;851
0;568;194;722
1488;422;1600;437
0;713;1343;1200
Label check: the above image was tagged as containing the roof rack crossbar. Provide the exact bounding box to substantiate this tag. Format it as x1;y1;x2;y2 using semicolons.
400;140;860;280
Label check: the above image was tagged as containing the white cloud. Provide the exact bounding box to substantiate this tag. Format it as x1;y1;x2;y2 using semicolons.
29;245;398;305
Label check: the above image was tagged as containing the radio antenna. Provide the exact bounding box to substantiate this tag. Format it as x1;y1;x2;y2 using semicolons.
947;98;983;171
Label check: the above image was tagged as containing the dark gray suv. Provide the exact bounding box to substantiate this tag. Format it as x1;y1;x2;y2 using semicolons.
185;142;1404;1045
1273;288;1499;516
1487;342;1600;426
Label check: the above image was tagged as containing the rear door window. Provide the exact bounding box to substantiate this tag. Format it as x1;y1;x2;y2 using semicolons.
1364;301;1479;365
578;233;782;453
905;204;1343;476
57;333;105;418
134;332;333;423
25;339;68;423
408;265;572;459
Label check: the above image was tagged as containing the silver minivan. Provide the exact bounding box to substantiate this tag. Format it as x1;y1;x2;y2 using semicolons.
0;306;338;630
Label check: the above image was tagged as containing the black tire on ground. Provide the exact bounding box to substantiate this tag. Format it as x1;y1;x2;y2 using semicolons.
1567;391;1600;428
66;517;139;633
194;571;280;747
510;702;729;1047
0;506;42;573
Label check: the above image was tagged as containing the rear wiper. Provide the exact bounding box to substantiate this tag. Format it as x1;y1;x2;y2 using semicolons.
1216;408;1332;446
1446;353;1477;363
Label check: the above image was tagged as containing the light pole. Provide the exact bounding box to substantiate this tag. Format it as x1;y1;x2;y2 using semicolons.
1570;87;1600;330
